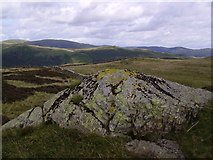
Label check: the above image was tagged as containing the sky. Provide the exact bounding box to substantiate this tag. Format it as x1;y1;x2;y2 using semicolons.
0;0;211;49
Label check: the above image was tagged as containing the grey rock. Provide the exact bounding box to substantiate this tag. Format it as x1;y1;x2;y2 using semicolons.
2;106;43;129
126;139;184;158
2;69;211;138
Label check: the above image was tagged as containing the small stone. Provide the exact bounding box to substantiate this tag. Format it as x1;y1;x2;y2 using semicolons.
126;139;184;158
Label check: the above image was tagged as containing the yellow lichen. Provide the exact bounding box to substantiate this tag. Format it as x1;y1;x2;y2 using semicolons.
129;71;140;77
114;85;122;93
97;69;121;79
96;69;132;86
108;107;116;113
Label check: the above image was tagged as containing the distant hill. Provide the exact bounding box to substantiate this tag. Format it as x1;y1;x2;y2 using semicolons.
126;46;211;57
25;39;97;49
73;46;186;64
2;43;92;67
2;43;185;68
3;39;210;57
2;39;27;44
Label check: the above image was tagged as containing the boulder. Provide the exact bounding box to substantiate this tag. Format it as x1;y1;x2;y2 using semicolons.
2;69;212;138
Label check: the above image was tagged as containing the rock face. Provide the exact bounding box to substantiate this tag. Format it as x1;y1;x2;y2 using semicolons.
3;69;211;138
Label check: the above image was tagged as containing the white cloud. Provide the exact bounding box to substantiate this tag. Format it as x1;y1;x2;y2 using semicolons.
0;1;211;48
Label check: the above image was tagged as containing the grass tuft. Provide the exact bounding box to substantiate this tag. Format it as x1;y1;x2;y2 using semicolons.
70;79;82;90
71;94;84;105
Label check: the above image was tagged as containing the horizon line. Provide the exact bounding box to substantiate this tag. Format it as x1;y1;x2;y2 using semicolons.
2;38;211;50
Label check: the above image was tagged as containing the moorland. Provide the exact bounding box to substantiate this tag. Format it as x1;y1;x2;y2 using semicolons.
1;39;212;158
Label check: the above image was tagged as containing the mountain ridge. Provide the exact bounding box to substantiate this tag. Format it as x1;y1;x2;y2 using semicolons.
2;43;185;68
4;39;209;49
126;46;211;57
25;39;97;49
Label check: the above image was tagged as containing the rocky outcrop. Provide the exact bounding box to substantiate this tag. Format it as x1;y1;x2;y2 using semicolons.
3;69;211;138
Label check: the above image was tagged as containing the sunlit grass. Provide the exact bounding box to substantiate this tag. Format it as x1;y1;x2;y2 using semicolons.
6;79;76;88
65;57;211;89
2;92;54;120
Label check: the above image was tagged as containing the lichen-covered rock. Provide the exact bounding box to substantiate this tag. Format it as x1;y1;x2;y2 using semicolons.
2;69;212;138
2;106;43;129
126;139;184;158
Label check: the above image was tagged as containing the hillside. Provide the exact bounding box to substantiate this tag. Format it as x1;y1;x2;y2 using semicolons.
126;46;211;57
2;39;210;58
74;46;185;63
25;39;97;49
2;39;27;44
2;44;185;68
2;44;92;67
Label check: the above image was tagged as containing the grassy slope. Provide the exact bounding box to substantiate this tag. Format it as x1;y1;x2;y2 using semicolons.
3;124;132;158
25;39;97;49
129;46;211;57
2;44;92;67
2;43;185;68
64;57;212;89
3;92;54;120
74;46;183;64
2;39;27;44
